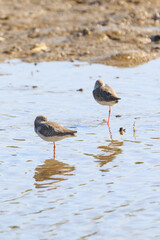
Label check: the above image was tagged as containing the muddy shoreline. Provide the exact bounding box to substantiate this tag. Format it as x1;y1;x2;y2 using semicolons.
0;0;160;67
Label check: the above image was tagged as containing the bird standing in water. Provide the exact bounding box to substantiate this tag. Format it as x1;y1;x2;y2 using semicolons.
93;79;120;125
34;115;77;158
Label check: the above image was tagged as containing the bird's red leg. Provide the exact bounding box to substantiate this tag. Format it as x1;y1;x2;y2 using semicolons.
53;142;56;159
107;106;111;125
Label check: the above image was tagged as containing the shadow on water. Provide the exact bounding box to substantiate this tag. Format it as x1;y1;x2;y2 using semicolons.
34;158;75;188
85;140;123;168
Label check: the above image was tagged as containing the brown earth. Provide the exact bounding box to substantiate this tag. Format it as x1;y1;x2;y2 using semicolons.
0;0;160;67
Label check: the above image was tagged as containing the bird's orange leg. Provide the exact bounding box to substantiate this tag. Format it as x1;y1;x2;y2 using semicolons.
53;142;56;159
107;106;111;125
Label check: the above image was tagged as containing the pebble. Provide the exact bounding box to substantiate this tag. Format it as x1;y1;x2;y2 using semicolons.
76;88;83;92
119;127;126;135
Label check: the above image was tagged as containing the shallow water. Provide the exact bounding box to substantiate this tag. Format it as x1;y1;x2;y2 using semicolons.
0;59;160;240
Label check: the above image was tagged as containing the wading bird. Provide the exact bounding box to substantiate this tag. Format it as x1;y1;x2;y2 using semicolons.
34;115;77;158
93;79;120;125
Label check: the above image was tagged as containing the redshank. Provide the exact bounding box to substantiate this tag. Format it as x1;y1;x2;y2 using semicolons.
93;79;120;125
34;115;77;158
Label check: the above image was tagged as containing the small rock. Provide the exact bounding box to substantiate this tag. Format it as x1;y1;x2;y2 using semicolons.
0;15;9;20
28;28;40;38
61;51;65;56
0;37;5;42
153;12;159;21
82;28;91;36
137;37;151;44
119;127;126;135
75;28;91;37
76;88;83;92
31;42;50;53
2;46;21;54
89;1;101;6
2;50;11;54
152;46;160;50
25;85;38;89
76;0;85;4
150;35;160;42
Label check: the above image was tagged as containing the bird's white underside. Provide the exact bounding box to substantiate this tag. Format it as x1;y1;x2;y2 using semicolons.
96;99;118;107
37;131;73;142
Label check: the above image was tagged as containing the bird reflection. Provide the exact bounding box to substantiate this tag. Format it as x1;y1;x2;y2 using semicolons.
99;120;112;140
107;123;112;140
86;140;123;168
34;158;75;188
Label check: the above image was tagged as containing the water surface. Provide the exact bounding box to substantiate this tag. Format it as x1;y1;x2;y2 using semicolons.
0;59;160;240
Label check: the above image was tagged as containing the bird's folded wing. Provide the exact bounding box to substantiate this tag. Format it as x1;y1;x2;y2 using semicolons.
94;88;118;102
38;122;76;137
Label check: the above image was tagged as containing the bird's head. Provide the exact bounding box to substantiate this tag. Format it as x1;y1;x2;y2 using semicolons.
94;79;104;89
35;115;48;124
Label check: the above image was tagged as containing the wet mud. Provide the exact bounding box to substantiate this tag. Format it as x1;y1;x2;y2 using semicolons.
1;0;160;67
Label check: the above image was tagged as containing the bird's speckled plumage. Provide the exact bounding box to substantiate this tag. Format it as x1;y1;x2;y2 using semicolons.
34;115;77;142
93;79;120;106
92;79;121;125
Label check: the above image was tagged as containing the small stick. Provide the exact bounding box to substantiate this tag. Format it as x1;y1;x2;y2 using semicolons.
133;121;136;138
